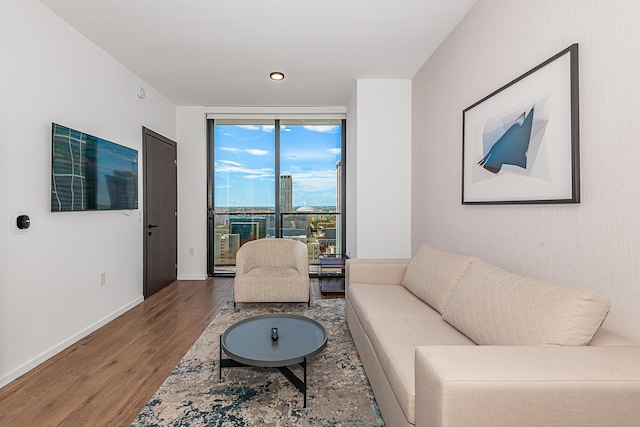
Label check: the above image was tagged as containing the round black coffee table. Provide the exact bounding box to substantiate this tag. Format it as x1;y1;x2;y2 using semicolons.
219;314;328;407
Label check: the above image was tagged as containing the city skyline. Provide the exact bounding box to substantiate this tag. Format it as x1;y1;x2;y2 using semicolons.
214;123;342;208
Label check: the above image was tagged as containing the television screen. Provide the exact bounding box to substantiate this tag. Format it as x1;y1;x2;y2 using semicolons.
51;123;139;211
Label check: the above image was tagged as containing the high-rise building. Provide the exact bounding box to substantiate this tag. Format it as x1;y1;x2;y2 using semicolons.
280;174;293;212
307;241;320;264
215;232;240;264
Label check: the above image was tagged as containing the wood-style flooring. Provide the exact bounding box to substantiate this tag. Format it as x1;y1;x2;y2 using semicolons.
0;278;341;426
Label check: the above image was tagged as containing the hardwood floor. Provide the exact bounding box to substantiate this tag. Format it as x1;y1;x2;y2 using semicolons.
0;278;342;426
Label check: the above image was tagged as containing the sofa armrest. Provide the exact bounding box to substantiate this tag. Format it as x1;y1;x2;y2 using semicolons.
415;345;640;427
345;258;410;290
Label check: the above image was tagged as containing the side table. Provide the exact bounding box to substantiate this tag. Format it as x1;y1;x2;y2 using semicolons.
318;256;347;295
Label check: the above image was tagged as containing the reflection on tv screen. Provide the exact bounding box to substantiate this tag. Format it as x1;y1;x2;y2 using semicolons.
51;123;138;211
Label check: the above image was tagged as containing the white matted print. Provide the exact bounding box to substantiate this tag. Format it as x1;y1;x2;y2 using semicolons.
462;44;580;204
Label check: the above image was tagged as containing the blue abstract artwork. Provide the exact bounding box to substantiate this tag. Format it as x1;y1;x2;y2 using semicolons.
478;108;534;174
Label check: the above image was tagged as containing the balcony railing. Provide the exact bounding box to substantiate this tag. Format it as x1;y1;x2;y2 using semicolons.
211;211;342;275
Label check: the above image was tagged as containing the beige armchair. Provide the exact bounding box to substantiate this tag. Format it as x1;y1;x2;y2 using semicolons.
233;238;310;305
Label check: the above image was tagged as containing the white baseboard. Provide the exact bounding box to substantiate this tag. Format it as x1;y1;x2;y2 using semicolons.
0;296;144;389
177;274;209;280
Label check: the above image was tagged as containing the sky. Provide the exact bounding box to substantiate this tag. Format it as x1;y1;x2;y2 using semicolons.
214;123;342;208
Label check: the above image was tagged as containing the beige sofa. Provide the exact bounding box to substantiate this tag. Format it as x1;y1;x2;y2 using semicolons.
234;238;310;305
345;244;640;427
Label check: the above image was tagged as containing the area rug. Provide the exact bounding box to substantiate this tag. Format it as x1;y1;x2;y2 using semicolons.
131;299;384;426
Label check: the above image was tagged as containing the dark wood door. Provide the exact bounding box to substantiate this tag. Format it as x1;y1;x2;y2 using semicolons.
143;127;177;298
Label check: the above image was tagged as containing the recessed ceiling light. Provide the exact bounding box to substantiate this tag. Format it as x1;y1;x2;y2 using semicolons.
270;71;285;81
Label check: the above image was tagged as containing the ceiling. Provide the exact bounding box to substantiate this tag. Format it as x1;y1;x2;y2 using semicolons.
40;0;477;107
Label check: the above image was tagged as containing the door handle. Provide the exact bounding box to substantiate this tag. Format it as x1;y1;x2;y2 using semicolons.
148;224;159;229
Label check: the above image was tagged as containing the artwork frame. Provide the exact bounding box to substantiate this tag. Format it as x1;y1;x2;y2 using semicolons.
462;44;580;205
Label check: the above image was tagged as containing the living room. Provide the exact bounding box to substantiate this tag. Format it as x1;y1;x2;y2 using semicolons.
2;0;640;425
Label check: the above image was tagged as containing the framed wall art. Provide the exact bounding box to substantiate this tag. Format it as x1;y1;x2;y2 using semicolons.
462;44;580;205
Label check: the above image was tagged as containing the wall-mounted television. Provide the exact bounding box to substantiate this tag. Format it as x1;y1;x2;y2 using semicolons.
51;123;139;212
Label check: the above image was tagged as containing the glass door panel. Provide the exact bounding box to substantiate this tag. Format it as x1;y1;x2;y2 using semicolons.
213;120;275;272
279;120;342;212
280;120;343;262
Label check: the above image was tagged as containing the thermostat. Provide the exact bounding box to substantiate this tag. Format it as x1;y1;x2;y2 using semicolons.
17;215;30;229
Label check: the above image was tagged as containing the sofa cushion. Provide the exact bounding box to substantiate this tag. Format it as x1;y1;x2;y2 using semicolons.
401;244;475;314
368;317;475;424
348;283;441;335
442;259;611;346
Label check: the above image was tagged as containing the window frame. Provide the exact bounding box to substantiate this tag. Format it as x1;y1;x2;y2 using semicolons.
206;116;346;276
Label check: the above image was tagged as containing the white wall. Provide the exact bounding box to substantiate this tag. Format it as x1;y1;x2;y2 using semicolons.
356;80;412;259
345;84;359;258
0;1;176;387
176;107;208;279
412;0;640;341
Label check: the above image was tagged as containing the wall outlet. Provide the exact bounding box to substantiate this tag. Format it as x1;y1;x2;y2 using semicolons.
100;272;107;286
188;247;195;256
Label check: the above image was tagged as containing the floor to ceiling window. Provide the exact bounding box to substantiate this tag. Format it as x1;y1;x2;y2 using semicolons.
207;117;346;275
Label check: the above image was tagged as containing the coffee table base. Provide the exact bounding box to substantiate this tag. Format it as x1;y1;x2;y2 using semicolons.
219;337;309;407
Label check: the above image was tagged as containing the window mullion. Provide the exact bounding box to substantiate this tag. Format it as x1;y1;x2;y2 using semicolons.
275;119;281;237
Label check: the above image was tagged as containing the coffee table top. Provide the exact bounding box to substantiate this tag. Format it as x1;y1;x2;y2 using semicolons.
221;314;328;367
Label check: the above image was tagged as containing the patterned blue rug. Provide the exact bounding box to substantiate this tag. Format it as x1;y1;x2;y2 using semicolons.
131;299;384;426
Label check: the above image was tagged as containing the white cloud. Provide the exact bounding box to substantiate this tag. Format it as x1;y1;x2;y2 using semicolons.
245;149;269;156
243;174;274;180
219;160;242;166
218;147;270;156
219;147;241;153
304;125;340;133
328;148;341;155
284;170;337;193
216;165;273;176
236;125;274;133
